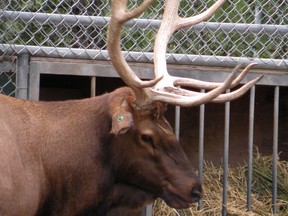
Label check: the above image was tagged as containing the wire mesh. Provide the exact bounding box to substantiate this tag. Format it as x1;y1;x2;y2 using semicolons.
1;0;287;56
0;56;16;96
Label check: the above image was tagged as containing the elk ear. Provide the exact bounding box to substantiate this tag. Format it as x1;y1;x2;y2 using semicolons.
111;111;133;135
110;99;134;136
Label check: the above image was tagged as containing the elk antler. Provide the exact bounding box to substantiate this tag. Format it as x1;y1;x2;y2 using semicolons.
107;0;262;107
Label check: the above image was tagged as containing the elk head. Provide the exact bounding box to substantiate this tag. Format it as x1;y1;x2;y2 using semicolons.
107;0;262;209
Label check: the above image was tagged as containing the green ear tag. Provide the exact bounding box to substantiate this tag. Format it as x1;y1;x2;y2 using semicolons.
117;116;124;122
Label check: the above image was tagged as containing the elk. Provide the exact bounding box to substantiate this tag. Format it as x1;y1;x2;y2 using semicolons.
0;0;261;215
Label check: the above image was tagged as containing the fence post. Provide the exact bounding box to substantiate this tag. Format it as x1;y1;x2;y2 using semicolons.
90;76;96;97
247;86;255;211
175;106;181;141
222;89;230;216
16;53;29;99
272;86;279;213
198;89;205;210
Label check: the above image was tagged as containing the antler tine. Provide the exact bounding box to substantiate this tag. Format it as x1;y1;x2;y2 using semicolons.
153;0;226;81
176;0;226;30
150;65;239;107
149;74;262;107
173;62;258;90
211;75;263;103
107;0;160;95
152;0;227;94
161;75;263;103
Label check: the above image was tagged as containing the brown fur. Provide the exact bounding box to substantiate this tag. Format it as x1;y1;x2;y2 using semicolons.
0;87;202;216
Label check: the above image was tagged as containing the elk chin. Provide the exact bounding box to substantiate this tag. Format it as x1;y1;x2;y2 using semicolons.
160;183;203;209
161;191;198;209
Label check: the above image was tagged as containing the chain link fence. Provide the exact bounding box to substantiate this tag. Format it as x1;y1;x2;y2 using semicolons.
0;56;16;96
0;0;287;93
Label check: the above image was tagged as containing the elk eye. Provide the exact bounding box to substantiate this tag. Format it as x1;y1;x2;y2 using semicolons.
141;134;154;146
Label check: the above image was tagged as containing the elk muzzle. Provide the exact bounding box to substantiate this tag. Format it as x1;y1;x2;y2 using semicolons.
161;176;203;209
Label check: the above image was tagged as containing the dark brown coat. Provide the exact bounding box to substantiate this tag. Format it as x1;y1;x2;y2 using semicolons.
0;87;201;216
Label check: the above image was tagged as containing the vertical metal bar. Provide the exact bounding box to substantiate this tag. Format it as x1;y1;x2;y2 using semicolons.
90;76;96;97
198;89;205;209
175;106;181;140
222;91;230;216
254;0;262;24
247;86;255;211
272;86;279;214
174;105;181;216
253;1;261;58
28;68;40;101
16;53;29;99
142;204;153;216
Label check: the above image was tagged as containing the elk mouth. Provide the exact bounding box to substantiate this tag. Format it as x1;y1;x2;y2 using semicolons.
161;192;195;209
161;184;203;209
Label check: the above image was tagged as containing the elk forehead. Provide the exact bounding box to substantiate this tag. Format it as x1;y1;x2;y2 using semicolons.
134;102;173;134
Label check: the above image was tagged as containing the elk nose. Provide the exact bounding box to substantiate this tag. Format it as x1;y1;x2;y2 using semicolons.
191;185;203;202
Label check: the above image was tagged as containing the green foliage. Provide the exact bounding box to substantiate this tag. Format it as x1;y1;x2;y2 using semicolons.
0;72;16;96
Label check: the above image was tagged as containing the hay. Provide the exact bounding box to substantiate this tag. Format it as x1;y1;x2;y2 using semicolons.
153;151;288;216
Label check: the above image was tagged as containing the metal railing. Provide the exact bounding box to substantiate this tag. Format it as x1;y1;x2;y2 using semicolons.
1;0;287;69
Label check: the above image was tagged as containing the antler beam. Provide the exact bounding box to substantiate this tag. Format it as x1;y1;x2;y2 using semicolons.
107;0;161;106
